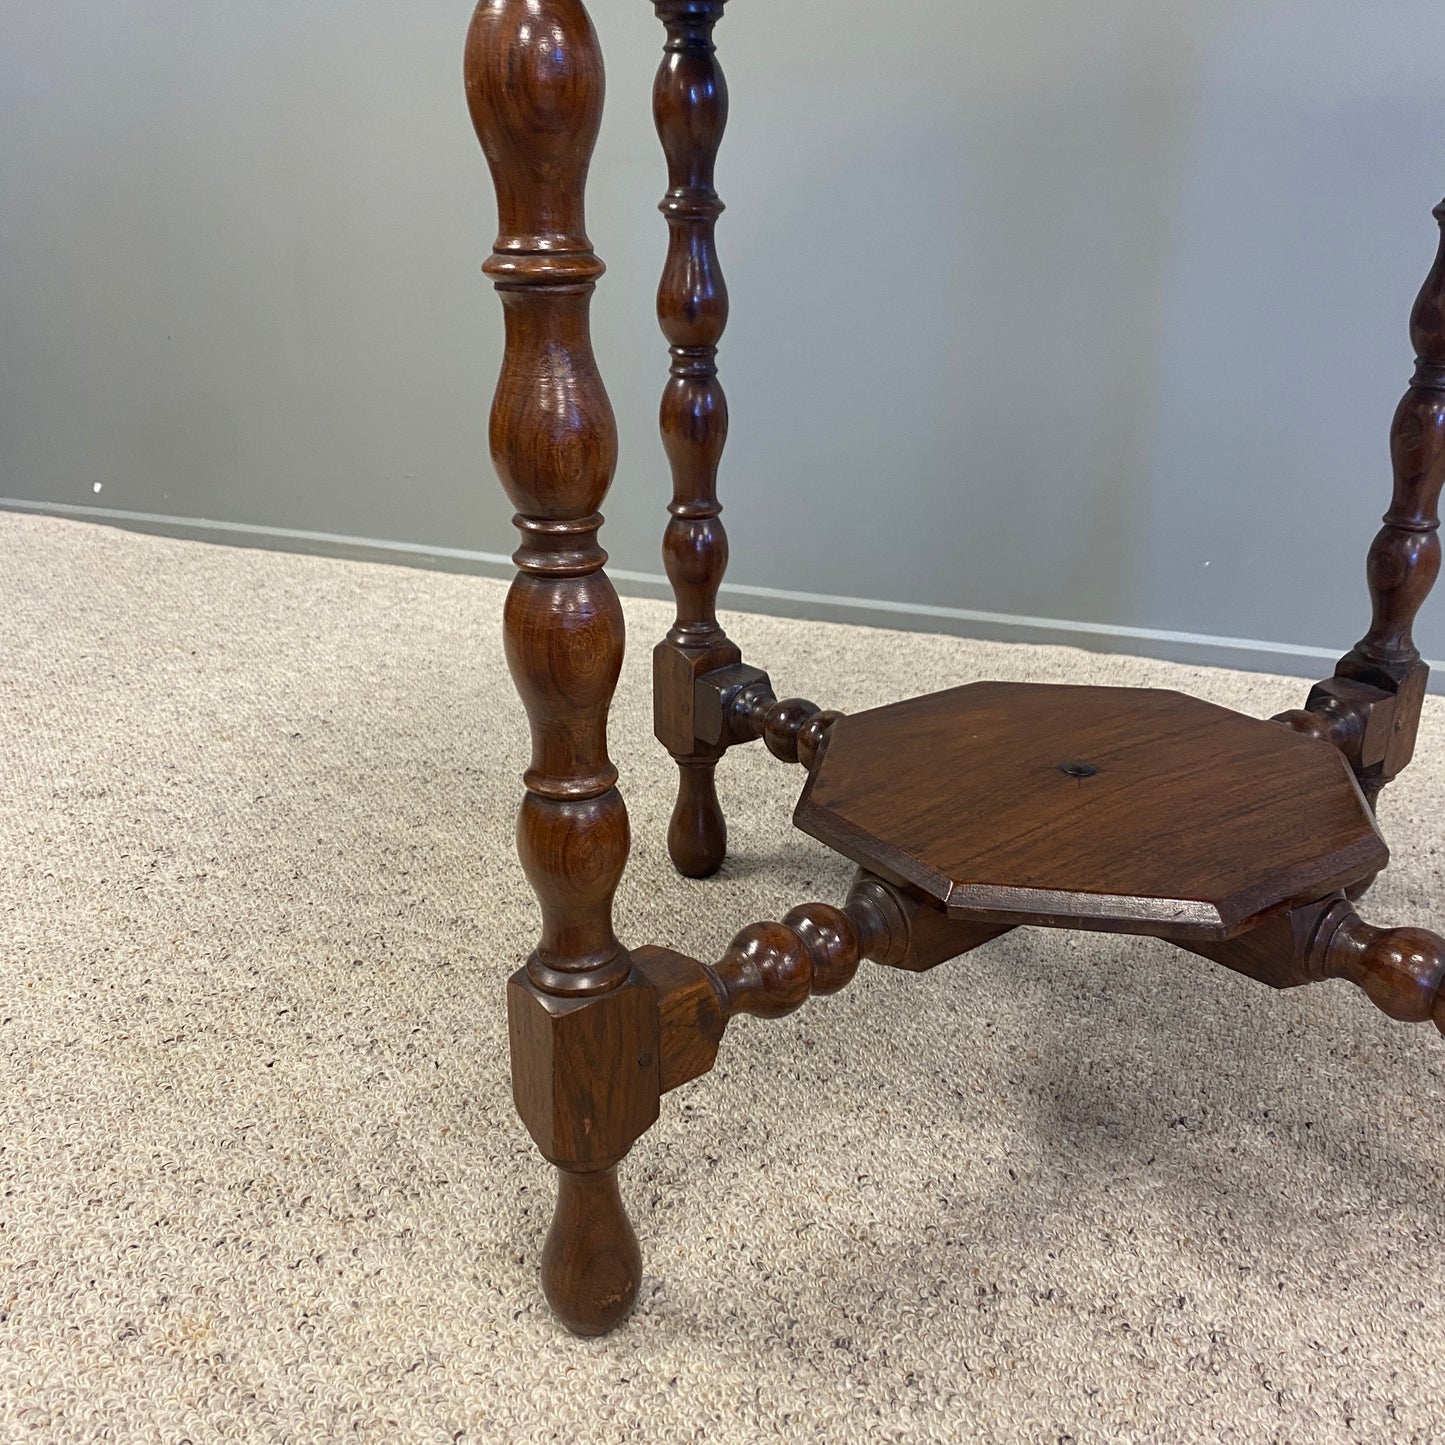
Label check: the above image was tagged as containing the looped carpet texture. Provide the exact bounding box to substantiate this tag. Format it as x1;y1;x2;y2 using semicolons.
2;511;1443;1442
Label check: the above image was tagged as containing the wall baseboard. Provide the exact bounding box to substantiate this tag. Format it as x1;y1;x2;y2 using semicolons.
6;496;1439;688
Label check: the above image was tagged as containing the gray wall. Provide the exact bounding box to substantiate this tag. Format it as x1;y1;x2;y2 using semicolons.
2;0;1444;679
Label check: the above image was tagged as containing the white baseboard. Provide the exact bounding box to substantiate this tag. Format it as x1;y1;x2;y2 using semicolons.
6;496;1438;685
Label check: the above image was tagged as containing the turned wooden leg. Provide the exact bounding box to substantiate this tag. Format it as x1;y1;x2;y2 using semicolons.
668;759;727;879
1330;201;1445;805
651;0;740;878
467;0;658;1335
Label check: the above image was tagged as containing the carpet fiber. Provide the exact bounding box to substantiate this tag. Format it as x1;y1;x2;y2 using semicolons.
3;510;1444;1443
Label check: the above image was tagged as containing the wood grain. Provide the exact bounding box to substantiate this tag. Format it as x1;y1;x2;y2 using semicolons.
1333;200;1445;802
650;0;742;877
467;0;654;1337
796;683;1387;939
1184;895;1445;1037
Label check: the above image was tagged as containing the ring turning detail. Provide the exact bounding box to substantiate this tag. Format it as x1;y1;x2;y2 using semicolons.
467;0;1445;1336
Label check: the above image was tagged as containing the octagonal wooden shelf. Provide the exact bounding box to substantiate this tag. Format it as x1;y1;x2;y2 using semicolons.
795;682;1388;940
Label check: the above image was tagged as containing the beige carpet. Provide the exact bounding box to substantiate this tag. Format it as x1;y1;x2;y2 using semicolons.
3;510;1444;1444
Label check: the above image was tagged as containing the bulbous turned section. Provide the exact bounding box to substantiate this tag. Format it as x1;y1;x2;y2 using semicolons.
668;760;726;878
542;1165;642;1336
652;0;734;653
468;0;629;1001
714;921;814;1019
469;0;649;1341
1329;198;1445;805
709;895;889;1019
782;901;867;994
650;0;743;880
1310;899;1445;1036
729;680;844;768
465;0;605;269
1272;702;1365;756
1350;197;1445;677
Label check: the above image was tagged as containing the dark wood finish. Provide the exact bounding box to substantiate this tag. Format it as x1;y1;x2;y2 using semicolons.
711;902;872;1019
658;641;845;771
1329;201;1445;803
650;0;742;878
797;683;1388;938
632;945;729;1092
669;758;726;880
506;971;659;1165
1274;678;1399;901
688;659;771;746
1312;900;1445;1033
1181;899;1331;991
466;0;1443;1329
541;1167;642;1337
1185;896;1445;1037
1273;675;1388;769
728;676;845;769
850;873;1015;973
645;1;844;838
467;0;656;1337
694;875;910;1025
699;875;1003;1020
466;0;624;998
635;874;1011;1093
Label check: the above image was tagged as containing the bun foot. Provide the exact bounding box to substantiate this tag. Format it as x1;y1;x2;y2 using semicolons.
541;1165;642;1336
668;761;727;878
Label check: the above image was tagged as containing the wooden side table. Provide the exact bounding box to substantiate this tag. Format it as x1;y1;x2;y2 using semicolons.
464;0;1445;1336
